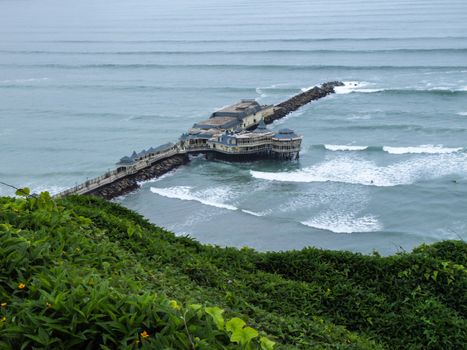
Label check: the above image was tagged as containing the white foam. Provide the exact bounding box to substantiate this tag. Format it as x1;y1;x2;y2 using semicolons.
334;81;382;95
430;86;451;91
150;186;237;210
301;213;382;233
241;209;264;217
324;144;368;151
334;81;362;94
137;170;177;185
457;112;467;116
251;153;467;187
383;145;462;154
335;81;467;95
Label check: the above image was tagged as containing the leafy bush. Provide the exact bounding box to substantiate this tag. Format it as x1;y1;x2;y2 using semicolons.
0;192;273;349
1;191;465;349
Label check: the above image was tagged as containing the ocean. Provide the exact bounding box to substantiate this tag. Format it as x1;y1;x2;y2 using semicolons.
1;0;466;254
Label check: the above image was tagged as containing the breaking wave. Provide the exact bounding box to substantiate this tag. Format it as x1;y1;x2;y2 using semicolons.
150;186;237;210
241;209;264;217
334;81;383;94
324;144;368;151
316;144;463;154
301;213;383;233
150;186;267;217
250;153;467;187
137;170;177;186
334;81;467;95
382;145;463;154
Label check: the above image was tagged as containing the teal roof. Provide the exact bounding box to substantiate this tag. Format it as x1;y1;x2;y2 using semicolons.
254;119;268;133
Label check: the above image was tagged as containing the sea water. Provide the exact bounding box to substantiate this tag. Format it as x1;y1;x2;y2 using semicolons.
1;0;467;254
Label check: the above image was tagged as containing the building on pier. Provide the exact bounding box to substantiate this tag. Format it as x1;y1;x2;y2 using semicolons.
206;121;302;160
178;118;302;160
118;100;301;167
193;100;275;131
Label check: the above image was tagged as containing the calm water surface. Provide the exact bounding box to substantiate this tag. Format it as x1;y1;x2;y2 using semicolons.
1;0;467;254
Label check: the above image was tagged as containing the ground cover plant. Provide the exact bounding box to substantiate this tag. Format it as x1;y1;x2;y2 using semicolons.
0;191;465;349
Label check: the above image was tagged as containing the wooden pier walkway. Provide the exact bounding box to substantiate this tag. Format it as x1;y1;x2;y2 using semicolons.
57;81;343;200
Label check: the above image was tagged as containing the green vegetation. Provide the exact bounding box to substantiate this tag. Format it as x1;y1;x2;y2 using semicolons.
0;191;466;349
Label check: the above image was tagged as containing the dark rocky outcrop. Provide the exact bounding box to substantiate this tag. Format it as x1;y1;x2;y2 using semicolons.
264;81;343;124
85;154;189;200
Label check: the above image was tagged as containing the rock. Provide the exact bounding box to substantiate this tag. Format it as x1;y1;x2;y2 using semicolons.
264;81;343;124
85;154;189;200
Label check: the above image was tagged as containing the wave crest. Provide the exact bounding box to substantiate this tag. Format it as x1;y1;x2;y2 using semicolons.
334;81;467;95
324;144;368;151
150;186;268;217
383;145;462;154
301;213;382;233
317;144;463;154
150;186;237;210
251;153;467;187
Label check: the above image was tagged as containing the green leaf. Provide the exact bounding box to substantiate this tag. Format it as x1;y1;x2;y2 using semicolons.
231;326;258;346
205;306;224;330
127;225;135;238
189;303;202;311
226;317;246;334
260;336;276;350
15;187;30;197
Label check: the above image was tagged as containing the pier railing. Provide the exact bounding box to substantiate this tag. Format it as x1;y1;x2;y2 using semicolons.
56;147;180;197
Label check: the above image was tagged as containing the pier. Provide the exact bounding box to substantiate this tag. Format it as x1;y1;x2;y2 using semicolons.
57;81;343;199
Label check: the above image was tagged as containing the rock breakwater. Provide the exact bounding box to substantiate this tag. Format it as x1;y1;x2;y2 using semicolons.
265;81;343;123
86;154;188;199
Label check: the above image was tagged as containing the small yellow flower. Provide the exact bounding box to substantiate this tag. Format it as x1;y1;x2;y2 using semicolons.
0;316;6;322
169;300;181;310
18;283;26;289
140;330;150;339
1;302;6;308
46;302;52;308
